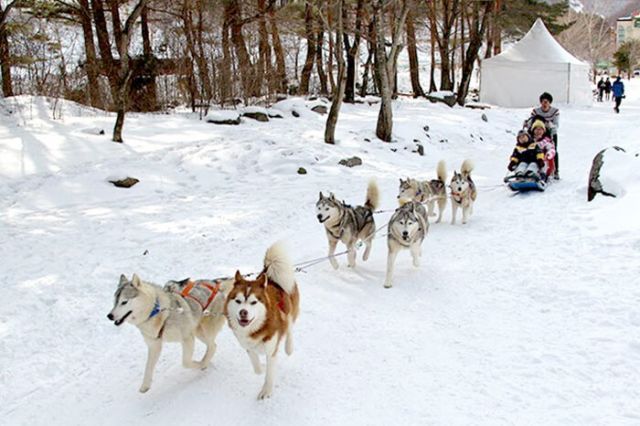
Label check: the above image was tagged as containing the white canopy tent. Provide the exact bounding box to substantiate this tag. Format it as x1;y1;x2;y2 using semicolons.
480;18;591;107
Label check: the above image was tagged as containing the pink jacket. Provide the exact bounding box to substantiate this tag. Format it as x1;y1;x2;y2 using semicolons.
535;136;555;160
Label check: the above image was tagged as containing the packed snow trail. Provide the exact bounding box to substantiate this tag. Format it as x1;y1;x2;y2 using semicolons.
1;84;639;425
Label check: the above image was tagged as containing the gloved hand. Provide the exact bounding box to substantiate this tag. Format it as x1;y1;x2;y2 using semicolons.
546;152;554;160
508;162;516;171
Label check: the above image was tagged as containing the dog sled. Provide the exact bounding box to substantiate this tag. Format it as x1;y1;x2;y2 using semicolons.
504;115;557;193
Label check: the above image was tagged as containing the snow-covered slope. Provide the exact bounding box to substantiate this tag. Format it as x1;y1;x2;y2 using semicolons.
1;82;639;425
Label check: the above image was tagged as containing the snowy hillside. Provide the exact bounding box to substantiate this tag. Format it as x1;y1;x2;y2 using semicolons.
1;83;640;425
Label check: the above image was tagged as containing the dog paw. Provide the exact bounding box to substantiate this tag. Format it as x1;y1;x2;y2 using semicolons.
413;260;420;268
139;384;151;393
253;365;264;375
330;260;339;270
383;282;393;289
257;387;273;400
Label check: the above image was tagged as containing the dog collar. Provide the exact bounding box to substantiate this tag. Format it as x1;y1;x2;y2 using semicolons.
148;299;161;319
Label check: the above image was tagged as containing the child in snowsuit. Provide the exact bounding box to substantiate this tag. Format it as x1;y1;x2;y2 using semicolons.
530;119;556;180
508;130;545;180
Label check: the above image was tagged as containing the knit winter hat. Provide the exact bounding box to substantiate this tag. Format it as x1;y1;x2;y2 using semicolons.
531;120;546;131
517;129;531;143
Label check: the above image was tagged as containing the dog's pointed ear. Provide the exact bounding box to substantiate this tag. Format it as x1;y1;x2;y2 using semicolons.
399;178;403;184
234;270;243;283
329;192;336;201
131;274;142;288
319;191;324;200
119;274;128;286
262;274;268;288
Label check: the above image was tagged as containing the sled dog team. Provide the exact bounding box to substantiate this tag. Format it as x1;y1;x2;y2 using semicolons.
317;159;476;288
109;159;474;398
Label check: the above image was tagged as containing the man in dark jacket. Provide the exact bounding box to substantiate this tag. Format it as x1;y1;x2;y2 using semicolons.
612;77;625;113
597;78;605;102
604;77;612;101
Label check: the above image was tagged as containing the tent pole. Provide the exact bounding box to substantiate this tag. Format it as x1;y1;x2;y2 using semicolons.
567;63;571;103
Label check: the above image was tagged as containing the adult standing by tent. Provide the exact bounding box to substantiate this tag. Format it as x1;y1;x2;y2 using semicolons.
525;92;560;179
612;77;625;114
604;77;612;101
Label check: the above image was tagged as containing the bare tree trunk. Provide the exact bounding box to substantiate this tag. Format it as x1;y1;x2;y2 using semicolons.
228;0;255;98
315;23;329;95
456;0;492;105
325;0;346;144
406;8;424;97
493;0;501;55
257;0;271;95
360;29;374;97
91;0;119;102
183;0;212;104
344;0;364;103
220;16;232;102
0;1;16;97
269;6;287;93
386;0;409;97
300;1;317;94
429;16;437;92
373;0;392;142
77;0;102;107
112;0;148;143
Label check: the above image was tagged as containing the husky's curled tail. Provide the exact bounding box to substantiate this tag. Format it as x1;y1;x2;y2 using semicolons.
461;159;474;177
364;179;380;211
263;242;296;294
436;160;447;183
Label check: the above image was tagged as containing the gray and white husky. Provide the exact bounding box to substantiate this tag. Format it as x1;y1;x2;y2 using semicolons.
449;159;477;225
108;274;232;393
397;159;447;223
383;201;429;288
316;180;379;269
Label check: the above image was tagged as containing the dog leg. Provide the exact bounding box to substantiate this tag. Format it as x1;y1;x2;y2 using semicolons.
285;327;294;356
258;352;278;400
362;237;373;261
462;205;469;225
410;244;421;267
427;200;436;217
451;203;458;225
383;246;399;288
436;197;446;223
248;350;263;375
140;338;162;393
328;239;339;269
197;317;224;369
347;243;357;268
181;335;200;369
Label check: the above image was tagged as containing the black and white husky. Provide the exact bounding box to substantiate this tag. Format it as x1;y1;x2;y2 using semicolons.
449;159;477;225
397;159;447;223
316;180;379;269
383;201;429;288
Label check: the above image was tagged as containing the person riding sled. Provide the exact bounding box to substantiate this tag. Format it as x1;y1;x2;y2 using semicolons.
530;119;555;181
525;92;560;179
506;130;545;180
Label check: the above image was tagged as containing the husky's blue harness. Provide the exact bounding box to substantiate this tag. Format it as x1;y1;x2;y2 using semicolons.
148;299;161;319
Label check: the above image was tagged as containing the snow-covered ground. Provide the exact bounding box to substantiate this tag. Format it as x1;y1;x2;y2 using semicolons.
1;82;640;425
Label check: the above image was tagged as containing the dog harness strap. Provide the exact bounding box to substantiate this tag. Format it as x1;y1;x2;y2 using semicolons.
200;281;221;311
148;299;161;319
277;290;286;313
180;280;220;311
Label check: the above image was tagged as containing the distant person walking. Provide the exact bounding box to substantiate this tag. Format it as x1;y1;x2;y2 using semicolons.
612;76;625;114
604;77;612;101
597;78;605;102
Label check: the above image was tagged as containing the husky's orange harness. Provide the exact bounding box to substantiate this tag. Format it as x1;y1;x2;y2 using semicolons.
180;280;221;311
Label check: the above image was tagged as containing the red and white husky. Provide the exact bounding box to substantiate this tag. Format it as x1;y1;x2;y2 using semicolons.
225;242;300;399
